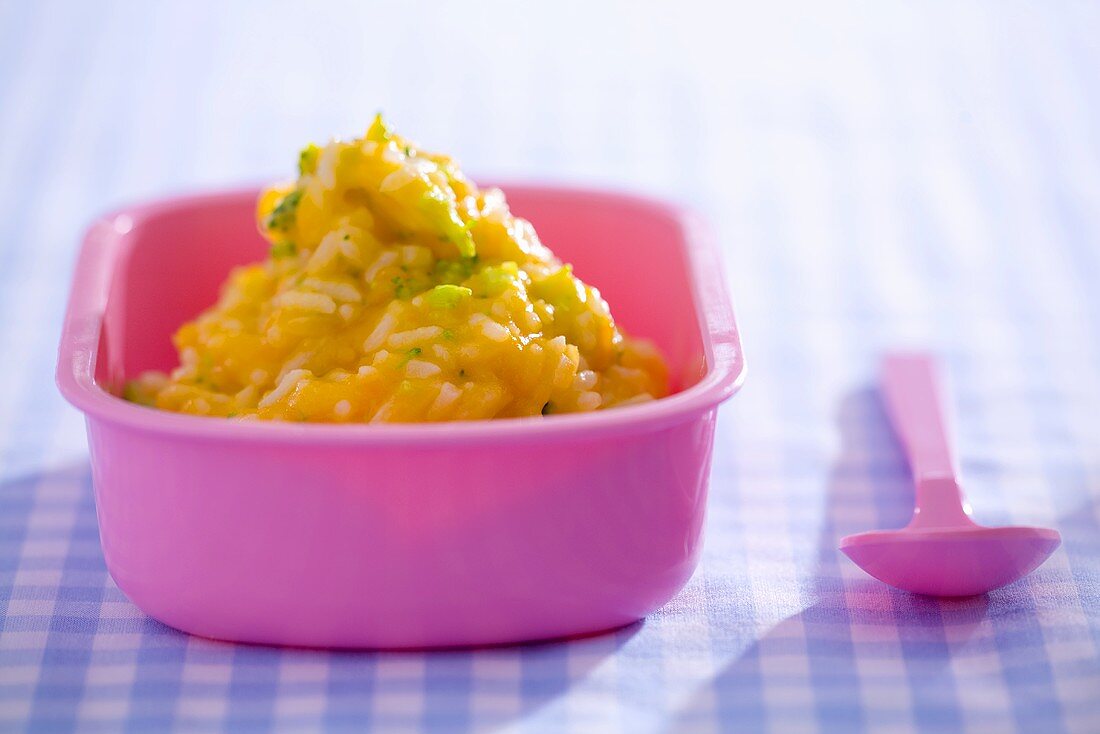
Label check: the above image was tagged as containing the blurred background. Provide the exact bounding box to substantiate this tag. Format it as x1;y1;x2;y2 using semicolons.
3;0;1099;543
3;0;1099;533
2;1;1100;730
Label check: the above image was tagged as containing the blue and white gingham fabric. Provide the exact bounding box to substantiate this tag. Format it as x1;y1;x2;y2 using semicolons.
2;1;1099;731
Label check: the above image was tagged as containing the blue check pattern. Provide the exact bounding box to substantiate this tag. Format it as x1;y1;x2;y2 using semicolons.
2;1;1099;731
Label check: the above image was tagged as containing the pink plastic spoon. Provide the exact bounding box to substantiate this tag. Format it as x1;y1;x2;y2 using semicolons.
840;353;1061;596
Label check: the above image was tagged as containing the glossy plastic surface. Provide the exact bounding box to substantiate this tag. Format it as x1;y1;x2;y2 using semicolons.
840;354;1060;597
57;185;745;648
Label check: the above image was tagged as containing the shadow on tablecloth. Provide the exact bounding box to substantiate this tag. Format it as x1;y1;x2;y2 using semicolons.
669;387;1098;734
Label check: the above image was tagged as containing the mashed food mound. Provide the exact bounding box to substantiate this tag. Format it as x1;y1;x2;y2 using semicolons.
129;117;668;422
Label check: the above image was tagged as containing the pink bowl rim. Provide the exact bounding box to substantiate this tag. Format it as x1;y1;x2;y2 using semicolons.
57;184;746;445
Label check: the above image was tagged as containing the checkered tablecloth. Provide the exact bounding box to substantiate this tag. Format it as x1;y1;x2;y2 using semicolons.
2;1;1099;731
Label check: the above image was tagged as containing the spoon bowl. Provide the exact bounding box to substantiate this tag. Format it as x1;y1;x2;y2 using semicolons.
841;524;1062;597
840;354;1060;597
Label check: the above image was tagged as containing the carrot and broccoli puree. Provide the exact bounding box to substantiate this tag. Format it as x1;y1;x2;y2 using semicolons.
128;116;668;422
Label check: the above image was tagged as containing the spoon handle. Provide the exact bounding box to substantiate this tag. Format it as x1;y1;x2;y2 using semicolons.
881;353;972;528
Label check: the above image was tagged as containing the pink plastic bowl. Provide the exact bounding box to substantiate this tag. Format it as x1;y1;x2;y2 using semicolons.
56;184;745;648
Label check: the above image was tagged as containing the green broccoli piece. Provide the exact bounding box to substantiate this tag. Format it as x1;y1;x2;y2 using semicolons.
398;347;423;367
532;266;585;312
419;189;476;258
425;284;472;310
476;262;520;297
270;241;298;258
266;189;303;233
298;144;320;176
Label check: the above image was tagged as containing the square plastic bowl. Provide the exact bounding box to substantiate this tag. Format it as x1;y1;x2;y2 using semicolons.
57;185;745;648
